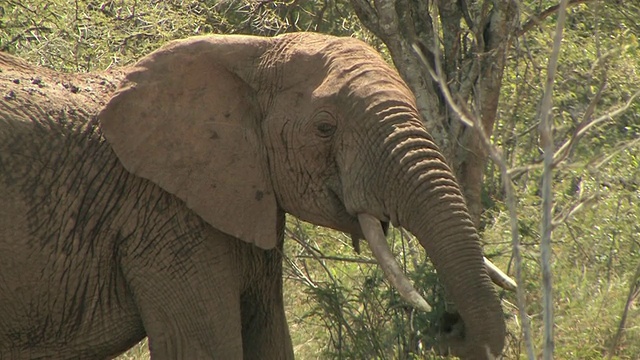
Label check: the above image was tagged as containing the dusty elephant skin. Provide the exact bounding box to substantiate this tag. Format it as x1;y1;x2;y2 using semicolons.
0;33;505;359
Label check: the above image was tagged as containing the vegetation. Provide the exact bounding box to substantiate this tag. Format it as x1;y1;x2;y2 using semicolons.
2;0;639;358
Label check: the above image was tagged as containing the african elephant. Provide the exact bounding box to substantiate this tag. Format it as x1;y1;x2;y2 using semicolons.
0;33;506;359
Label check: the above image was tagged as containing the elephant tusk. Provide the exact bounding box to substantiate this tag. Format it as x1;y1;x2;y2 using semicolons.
358;213;432;312
484;257;518;292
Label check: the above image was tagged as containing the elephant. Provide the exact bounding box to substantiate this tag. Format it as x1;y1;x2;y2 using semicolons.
0;32;507;359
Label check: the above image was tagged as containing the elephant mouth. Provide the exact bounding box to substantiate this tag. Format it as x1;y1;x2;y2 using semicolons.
326;187;361;234
326;187;389;243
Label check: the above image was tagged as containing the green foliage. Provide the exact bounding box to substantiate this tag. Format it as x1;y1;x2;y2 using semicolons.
284;220;450;359
212;0;368;37
1;0;210;70
0;0;376;72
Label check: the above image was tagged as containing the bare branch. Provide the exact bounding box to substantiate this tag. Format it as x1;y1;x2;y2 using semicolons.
295;254;378;265
551;194;598;229
555;90;640;164
349;0;383;38
593;137;640;169
518;0;594;36
607;260;640;358
552;75;607;166
509;88;640;179
284;255;319;288
286;225;337;283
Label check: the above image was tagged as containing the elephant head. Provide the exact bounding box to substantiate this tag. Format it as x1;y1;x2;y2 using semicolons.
98;33;505;359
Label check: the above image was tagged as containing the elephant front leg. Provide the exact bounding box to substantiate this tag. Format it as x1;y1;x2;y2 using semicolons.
141;290;244;360
240;247;294;360
122;229;246;359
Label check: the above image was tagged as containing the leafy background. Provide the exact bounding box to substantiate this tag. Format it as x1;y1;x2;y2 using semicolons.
2;0;639;359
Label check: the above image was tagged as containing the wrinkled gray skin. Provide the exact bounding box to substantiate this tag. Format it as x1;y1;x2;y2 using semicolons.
0;33;505;359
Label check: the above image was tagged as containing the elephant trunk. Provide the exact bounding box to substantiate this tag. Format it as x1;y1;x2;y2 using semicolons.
396;136;504;358
401;179;505;358
348;112;506;358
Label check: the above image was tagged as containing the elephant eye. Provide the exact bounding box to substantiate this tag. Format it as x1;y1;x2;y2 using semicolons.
316;122;336;138
313;111;337;138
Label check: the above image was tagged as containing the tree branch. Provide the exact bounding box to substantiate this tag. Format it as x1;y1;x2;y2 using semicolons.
607;260;640;358
296;254;378;265
518;0;594;36
349;0;383;39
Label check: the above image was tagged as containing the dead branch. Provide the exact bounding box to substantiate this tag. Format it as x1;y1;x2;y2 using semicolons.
607;260;640;359
518;0;594;36
296;255;378;265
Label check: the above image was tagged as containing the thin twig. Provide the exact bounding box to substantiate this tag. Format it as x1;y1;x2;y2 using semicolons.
518;0;593;36
550;194;598;229
607;260;640;359
553;89;640;166
551;75;607;166
593;137;640;169
286;224;337;284
296;255;378;265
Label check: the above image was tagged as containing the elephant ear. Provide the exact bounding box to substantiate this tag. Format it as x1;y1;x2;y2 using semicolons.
99;38;279;249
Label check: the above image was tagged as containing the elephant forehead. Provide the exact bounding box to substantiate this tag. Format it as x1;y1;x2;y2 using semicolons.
263;33;408;94
320;61;415;105
311;70;417;114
